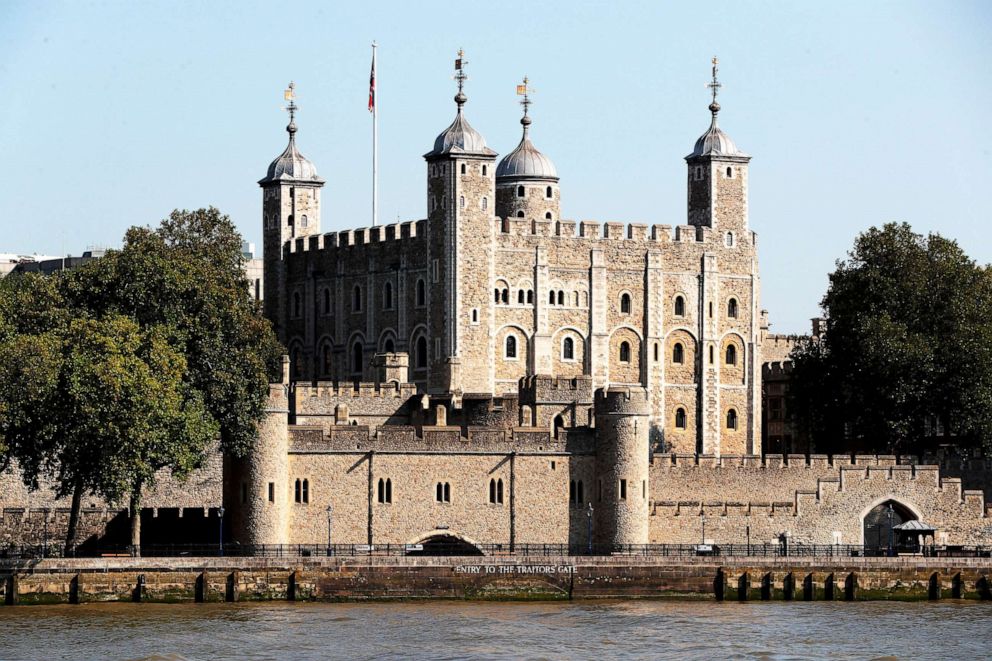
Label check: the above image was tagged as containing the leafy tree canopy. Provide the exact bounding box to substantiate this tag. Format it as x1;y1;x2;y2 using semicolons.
789;222;992;455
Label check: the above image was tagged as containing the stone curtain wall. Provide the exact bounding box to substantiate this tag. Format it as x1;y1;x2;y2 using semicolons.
648;454;992;546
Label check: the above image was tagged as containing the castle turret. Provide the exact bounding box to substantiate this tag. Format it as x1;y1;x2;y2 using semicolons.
423;51;498;394
259;82;325;347
685;58;750;235
495;78;560;223
595;386;650;547
226;356;291;546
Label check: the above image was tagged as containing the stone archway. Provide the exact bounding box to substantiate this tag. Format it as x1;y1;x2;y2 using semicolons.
406;530;485;556
862;500;917;552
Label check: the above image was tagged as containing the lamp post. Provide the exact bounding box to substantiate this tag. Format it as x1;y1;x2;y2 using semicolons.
586;503;593;555
701;510;706;546
218;506;225;557
326;504;334;556
43;509;49;559
745;524;750;556
887;503;894;557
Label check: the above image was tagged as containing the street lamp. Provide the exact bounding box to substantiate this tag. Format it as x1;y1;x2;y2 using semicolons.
326;504;334;556
886;503;894;557
746;524;750;556
701;510;706;546
218;506;225;557
586;503;594;555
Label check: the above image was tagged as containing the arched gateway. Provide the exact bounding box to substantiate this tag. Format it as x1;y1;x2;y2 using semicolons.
863;500;917;552
406;531;485;556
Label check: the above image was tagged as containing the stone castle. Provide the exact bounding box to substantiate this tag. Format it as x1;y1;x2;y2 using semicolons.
2;56;990;553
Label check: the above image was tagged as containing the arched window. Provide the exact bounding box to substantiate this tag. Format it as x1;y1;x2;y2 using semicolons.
505;335;517;359
545;212;552;220
287;214;293;226
459;195;465;209
516;210;524;218
517;185;525;198
383;281;393;309
322;343;333;375
384;338;395;353
620;293;631;314
293;292;301;318
416;336;428;369
672;342;684;364
517;290;524;304
322;288;331;315
573;291;579;306
353;286;362;312
725;232;734;247
527;290;533;304
726;408;738;430
495;288;501;304
554;414;565;439
726;166;732;178
546;186;553;198
619;341;631;363
728;298;739;318
563;337;574;360
497;478;503;504
501;288;509;304
436;482;450;503
482;197;488;211
291;347;303;379
460;163;466;174
352;342;363;375
295;479;301;503
674;295;685;317
709;345;715;364
377;478;392;503
725;344;737;365
675;407;687;429
557;290;564;306
489;479;496;504
416;279;426;306
301;214;308;228
549;290;556;305
489;479;504;504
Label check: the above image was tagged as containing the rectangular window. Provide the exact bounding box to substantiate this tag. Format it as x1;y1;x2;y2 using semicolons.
642;480;646;499
241;482;247;504
432;259;440;282
268;482;275;503
619;479;627;501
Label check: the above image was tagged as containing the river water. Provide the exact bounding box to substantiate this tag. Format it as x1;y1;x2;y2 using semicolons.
1;600;989;660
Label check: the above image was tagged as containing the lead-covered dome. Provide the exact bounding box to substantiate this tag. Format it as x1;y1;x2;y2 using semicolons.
496;117;558;181
259;120;324;185
688;116;746;159
425;91;496;158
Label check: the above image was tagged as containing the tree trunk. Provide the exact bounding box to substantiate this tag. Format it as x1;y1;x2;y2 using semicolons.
65;479;83;556
130;489;142;558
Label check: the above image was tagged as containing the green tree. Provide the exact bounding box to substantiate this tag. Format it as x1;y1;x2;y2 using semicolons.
789;222;992;454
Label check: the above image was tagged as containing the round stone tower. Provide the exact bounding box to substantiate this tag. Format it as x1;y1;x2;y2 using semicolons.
226;356;291;546
594;386;650;548
495;78;560;222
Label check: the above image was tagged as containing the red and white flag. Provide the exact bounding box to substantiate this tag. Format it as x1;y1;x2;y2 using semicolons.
368;53;376;112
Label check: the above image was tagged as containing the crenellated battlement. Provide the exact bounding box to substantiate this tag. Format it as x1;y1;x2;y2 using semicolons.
491;217;727;247
285;218;428;256
294;380;420;401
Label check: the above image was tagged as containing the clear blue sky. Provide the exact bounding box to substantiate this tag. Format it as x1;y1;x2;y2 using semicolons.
1;1;989;333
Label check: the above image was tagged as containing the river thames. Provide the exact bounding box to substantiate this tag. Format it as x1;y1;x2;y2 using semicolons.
0;600;989;660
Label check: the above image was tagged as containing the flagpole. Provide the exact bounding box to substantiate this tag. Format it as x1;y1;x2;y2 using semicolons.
372;41;378;227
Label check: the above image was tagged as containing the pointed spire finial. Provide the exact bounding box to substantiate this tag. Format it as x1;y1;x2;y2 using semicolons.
516;76;533;135
453;48;468;110
284;81;298;137
706;57;722;120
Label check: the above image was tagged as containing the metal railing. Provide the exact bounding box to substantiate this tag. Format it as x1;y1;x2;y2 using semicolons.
2;542;989;560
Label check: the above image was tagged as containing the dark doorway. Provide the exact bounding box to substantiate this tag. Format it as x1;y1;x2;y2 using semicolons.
863;500;915;553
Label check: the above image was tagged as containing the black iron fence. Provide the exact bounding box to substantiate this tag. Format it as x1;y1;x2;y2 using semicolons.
2;542;990;560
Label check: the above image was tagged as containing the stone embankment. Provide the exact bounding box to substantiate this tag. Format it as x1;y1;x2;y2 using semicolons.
1;556;989;604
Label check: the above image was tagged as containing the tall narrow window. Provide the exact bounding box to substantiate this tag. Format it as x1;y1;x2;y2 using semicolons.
728;298;739;318
352;343;363;375
497;478;503;504
674;295;685;317
385;478;392;503
377;478;385;503
301;214;308;228
563;337;574;360
709;345;714;364
505;335;517;359
482;197;488;211
577;480;584;504
517;185;525;198
459;195;465;209
549;290;556;305
527;290;534;304
323;288;331;315
673;343;684;364
557;290;564;306
546;186;552;198
384;338;395;353
417;279;426;306
322;344;333;376
460;163;466;174
725;344;737;365
501;289;509;304
416;336;428;369
675;408;687;429
302;479;309;504
727;409;738;430
436;483;443;502
482;164;487;176
444;482;451;502
295;479;302;503
573;291;579;306
619;341;631;363
619;479;627;501
490;479;497;504
268;482;275;502
383;281;393;309
569;480;577;504
518;290;524;304
653;342;659;361
353;286;362;312
620;293;631;314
